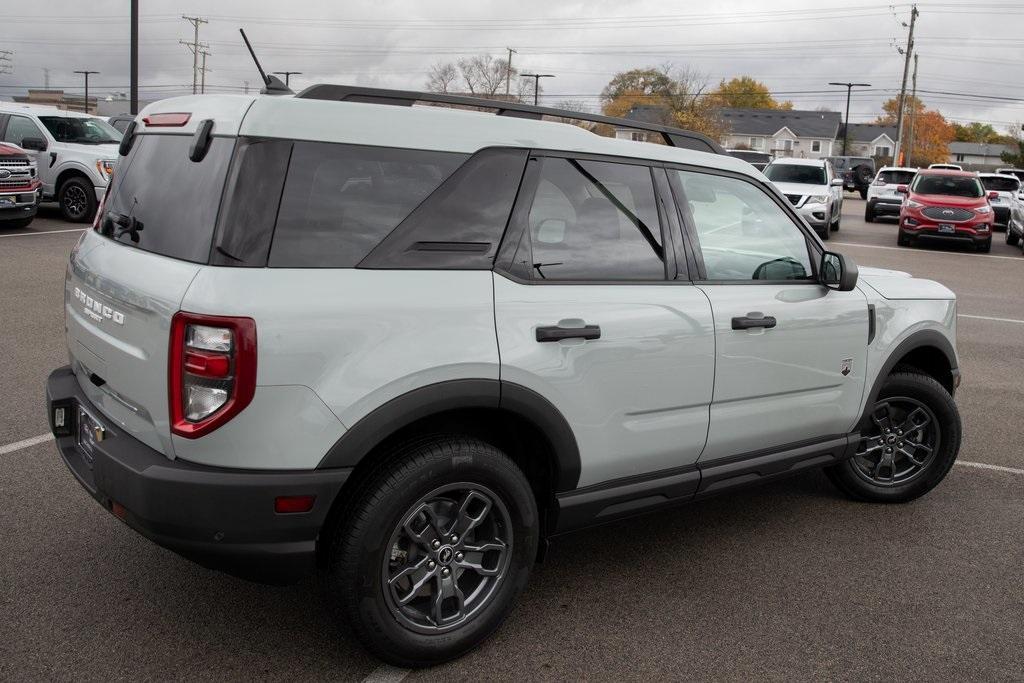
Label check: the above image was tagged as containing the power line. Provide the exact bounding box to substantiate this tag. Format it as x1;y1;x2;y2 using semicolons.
179;15;208;95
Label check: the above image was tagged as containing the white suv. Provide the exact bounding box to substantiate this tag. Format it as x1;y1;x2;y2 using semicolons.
0;104;121;222
865;166;918;222
763;157;844;240
46;87;962;667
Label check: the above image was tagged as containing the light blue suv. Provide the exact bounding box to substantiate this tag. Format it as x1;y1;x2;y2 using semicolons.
47;86;962;667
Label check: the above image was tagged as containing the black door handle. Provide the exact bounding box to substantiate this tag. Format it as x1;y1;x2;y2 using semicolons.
731;313;777;330
536;324;601;342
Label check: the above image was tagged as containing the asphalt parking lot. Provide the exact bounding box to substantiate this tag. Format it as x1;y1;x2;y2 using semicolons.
2;199;1022;681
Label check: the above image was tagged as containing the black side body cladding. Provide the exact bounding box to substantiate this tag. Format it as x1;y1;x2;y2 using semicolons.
317;379;582;493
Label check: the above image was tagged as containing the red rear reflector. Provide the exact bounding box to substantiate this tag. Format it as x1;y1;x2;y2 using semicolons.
183;350;231;377
275;495;316;514
142;112;191;127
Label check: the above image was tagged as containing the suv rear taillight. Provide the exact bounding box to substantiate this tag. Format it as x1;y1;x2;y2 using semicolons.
169;312;256;438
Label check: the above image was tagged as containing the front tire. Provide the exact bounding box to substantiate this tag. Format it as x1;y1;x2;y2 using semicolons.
58;176;97;223
897;229;911;246
1006;229;1019;246
325;436;538;667
977;238;992;253
826;372;961;503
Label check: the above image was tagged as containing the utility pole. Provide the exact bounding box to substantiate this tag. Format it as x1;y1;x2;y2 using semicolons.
905;54;919;167
504;47;517;97
43;68;50;88
130;0;139;114
272;71;302;87
0;51;12;76
829;82;872;156
521;73;554;106
893;4;918;165
180;15;208;95
199;50;211;94
74;70;99;113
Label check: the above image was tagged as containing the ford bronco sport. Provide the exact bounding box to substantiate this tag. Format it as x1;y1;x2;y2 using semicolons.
47;87;962;667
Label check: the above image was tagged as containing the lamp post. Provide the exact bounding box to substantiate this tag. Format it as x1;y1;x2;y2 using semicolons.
829;82;871;155
521;73;554;106
74;70;100;113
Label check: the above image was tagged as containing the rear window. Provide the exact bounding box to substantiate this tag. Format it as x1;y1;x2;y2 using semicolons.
101;133;234;263
765;164;826;185
981;176;1020;192
878;170;916;185
911;174;983;198
268;143;467;268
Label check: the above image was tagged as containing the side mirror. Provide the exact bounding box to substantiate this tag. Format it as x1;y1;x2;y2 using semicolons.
820;251;858;292
20;137;47;152
988;191;999;200
896;184;909;194
830;178;844;186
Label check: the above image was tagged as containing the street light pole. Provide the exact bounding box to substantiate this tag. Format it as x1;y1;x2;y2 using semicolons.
521;73;554;106
74;70;99;113
829;82;871;155
272;71;302;87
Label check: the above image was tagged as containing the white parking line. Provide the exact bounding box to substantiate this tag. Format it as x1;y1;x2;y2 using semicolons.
832;241;1023;262
361;665;410;683
0;433;54;455
956;460;1024;476
0;228;86;239
958;314;1024;325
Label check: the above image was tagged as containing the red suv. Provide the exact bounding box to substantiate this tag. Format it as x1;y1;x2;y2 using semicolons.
897;170;996;252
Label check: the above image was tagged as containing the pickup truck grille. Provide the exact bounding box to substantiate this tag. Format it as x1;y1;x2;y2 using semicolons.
921;206;973;222
0;161;36;190
0;157;31;166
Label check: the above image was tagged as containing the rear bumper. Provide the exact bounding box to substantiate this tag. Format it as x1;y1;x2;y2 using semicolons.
46;365;351;584
867;198;902;215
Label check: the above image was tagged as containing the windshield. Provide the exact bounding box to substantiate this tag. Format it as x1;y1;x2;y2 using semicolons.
38;116;122;144
911;174;983;198
765;164;826;185
981;176;1020;192
878;170;916;185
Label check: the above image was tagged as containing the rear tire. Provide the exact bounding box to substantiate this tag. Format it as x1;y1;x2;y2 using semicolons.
58;176;97;223
324;436;538;668
826;372;961;504
864;205;875;223
858;188;868;200
1006;229;1019;247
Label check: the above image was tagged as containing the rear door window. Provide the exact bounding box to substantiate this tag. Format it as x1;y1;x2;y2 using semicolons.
268;143;466;268
101;133;234;263
519;157;666;281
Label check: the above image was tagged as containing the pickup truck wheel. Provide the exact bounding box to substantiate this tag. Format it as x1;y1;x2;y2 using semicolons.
58;176;97;223
324;436;538;667
826;372;960;503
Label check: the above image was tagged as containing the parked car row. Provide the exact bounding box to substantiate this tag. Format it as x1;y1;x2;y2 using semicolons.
0;103;121;228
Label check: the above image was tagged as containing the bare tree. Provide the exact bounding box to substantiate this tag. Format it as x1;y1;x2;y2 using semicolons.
425;54;529;101
426;62;458;93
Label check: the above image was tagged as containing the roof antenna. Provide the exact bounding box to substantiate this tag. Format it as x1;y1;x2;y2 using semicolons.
239;28;293;95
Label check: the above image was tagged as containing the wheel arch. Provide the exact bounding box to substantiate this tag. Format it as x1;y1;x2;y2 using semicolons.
315;379;581;562
54;166;96;195
857;330;958;430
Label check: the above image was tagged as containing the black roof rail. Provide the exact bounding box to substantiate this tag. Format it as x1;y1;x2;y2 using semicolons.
294;84;726;155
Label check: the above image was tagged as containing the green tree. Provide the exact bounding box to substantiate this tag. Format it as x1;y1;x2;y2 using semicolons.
952;121;1008;144
708;76;793;110
600;65;724;139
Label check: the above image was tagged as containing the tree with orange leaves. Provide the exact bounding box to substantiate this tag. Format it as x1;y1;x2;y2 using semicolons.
875;96;954;166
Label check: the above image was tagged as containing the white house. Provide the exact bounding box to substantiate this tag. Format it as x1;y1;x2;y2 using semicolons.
837;124;897;161
717;108;842;159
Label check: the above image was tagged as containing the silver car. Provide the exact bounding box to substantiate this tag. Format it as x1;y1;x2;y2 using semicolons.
764;157;844;240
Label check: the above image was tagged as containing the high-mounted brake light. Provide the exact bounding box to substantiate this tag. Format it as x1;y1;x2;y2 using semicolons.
169;312;256;438
143;112;191;127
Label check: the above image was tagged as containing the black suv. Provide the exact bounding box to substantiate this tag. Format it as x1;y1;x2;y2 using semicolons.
827;156;876;199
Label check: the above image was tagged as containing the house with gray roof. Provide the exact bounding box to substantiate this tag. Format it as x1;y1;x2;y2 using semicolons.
837;123;897;160
718;108;842;159
948;141;1012;170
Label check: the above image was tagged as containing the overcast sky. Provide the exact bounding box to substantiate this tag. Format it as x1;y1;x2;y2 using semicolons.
1;0;1021;132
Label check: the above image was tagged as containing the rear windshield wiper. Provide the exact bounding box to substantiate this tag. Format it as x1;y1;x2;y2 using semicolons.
103;211;144;243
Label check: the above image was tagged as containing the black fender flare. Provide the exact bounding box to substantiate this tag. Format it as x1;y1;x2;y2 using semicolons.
316;379;581;492
857;329;958;430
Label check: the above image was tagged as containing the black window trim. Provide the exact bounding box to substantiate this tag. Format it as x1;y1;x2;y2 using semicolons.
492;149;688;286
663;162;825;286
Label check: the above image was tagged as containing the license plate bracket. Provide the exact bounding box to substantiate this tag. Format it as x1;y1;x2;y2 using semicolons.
938;223;956;234
76;406;105;467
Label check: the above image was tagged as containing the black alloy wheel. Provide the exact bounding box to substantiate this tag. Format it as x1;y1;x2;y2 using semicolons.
852;398;939;487
382;483;513;633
